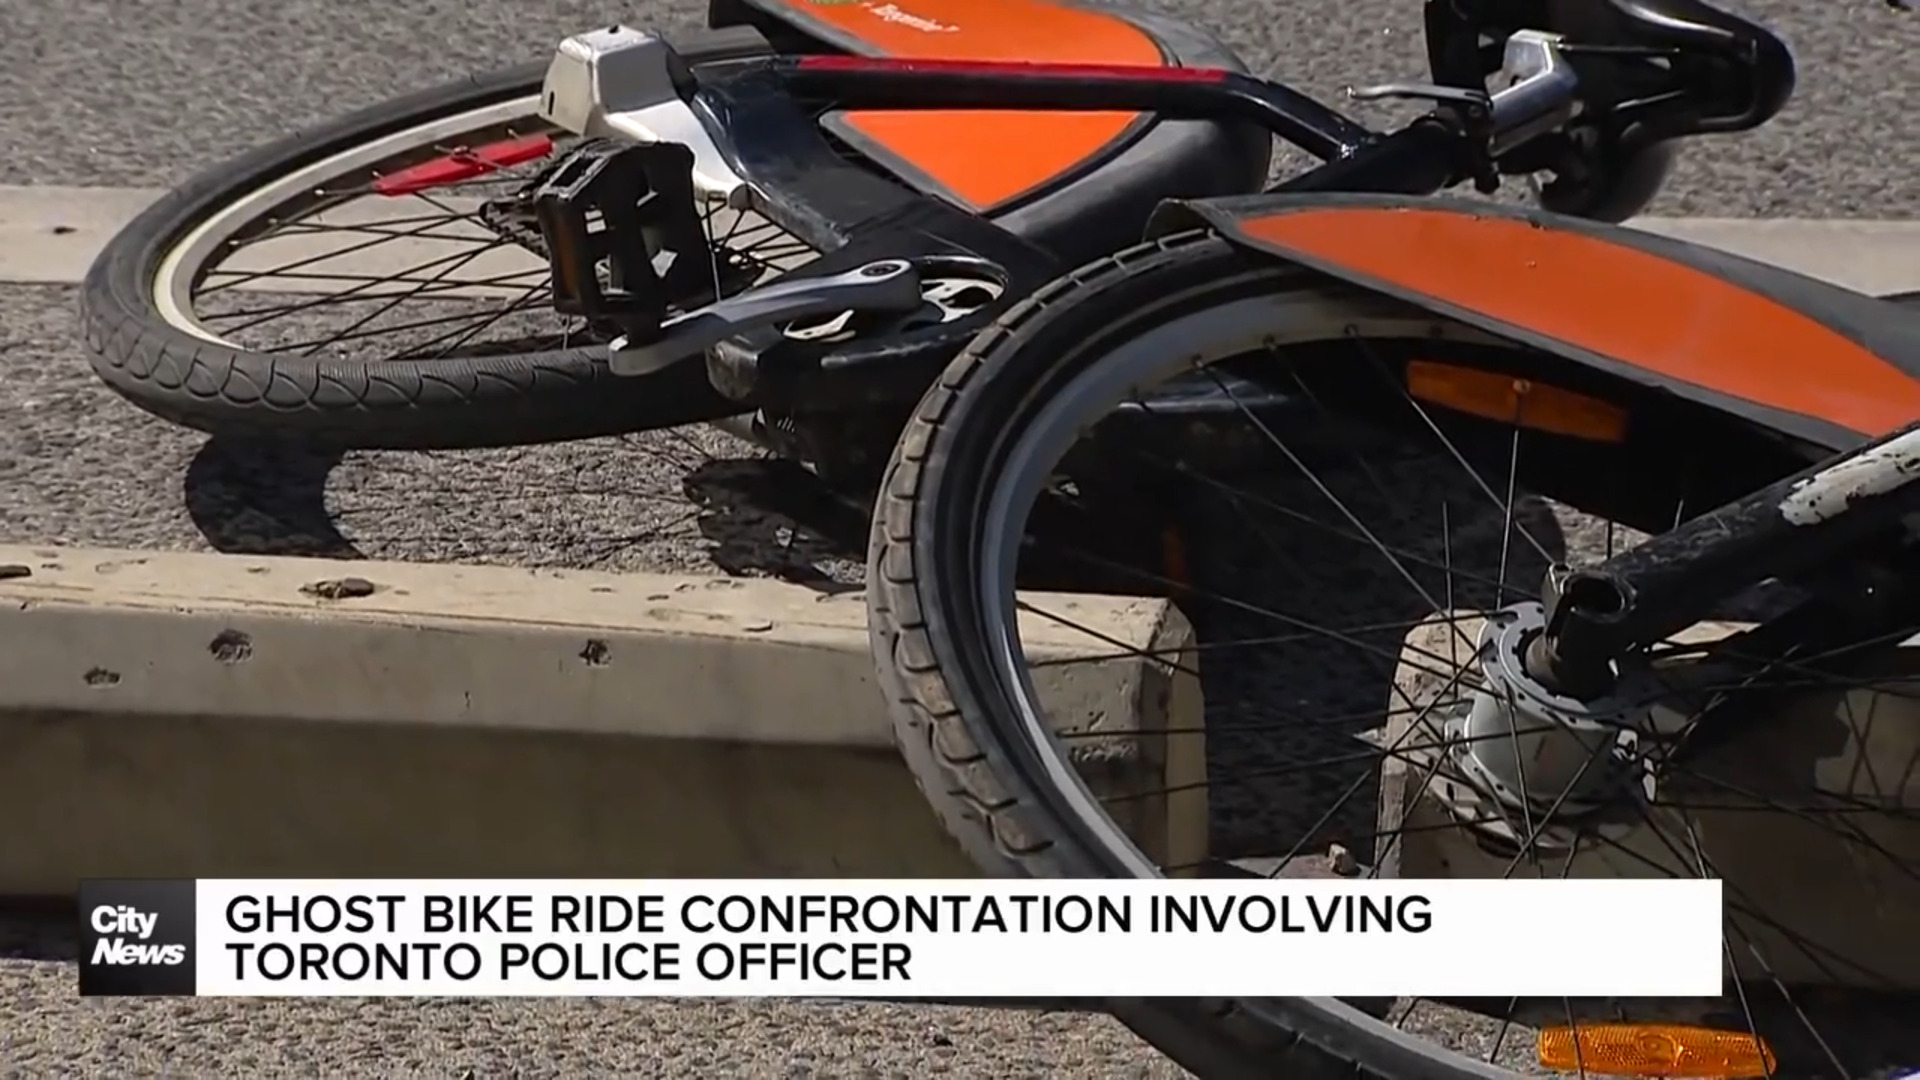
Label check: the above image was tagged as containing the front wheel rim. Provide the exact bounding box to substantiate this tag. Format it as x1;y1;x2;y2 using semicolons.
949;273;1920;1077
145;85;812;365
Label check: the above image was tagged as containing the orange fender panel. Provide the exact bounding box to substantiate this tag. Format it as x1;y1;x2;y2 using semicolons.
1235;205;1920;440
781;0;1163;210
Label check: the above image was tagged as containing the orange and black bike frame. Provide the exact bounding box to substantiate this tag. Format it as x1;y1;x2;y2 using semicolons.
677;54;1485;409
725;53;1477;229
683;53;1491;408
686;50;1920;697
544;17;1920;691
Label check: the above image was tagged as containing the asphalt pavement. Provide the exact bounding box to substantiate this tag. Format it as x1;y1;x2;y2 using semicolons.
1;0;1916;1074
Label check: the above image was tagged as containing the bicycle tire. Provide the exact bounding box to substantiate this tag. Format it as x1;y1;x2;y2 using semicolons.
867;229;1905;1079
868;231;1519;1080
79;27;773;450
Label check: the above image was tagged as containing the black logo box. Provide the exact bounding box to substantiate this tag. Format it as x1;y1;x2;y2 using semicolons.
77;879;198;997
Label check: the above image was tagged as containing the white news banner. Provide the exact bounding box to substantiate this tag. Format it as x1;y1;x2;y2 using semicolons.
77;878;1723;999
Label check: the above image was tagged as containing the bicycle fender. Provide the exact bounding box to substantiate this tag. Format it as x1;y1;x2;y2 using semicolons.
1150;193;1920;454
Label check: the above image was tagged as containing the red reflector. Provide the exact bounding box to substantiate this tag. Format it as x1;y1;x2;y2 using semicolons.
371;134;556;197
793;55;1231;82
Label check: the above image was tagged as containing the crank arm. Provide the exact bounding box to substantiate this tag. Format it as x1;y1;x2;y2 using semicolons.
607;260;924;377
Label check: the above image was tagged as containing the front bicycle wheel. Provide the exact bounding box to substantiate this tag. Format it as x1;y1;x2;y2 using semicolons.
80;27;805;449
869;232;1920;1079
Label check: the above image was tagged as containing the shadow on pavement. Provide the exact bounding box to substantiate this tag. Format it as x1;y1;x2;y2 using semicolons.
182;438;361;559
682;457;868;592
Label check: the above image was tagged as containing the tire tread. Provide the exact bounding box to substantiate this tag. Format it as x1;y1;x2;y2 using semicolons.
866;231;1435;1080
79;31;769;450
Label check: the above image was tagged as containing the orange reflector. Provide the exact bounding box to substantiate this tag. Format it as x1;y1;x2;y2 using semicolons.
1406;360;1629;443
1538;1023;1777;1078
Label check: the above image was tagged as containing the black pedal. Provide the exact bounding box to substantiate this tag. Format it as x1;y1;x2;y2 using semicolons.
532;140;714;343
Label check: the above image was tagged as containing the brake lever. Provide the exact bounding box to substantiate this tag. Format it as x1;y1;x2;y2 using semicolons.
1345;82;1502;193
608;260;924;377
1345;82;1493;109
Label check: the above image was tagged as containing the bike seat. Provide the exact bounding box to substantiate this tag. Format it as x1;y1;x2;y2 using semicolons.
719;0;1272;266
1548;0;1796;129
1596;0;1783;52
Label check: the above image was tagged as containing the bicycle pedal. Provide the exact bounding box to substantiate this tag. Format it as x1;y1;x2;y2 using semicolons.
531;139;711;329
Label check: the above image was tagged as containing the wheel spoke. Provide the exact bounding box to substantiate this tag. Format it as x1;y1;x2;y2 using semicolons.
161;98;816;367
919;254;1920;1078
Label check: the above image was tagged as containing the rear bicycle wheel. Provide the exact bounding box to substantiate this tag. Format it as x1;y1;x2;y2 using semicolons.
80;27;807;450
869;232;1920;1079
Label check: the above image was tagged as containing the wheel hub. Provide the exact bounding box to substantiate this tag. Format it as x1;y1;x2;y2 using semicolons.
1424;602;1661;850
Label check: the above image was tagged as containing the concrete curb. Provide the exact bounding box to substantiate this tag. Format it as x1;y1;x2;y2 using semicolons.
0;545;1201;894
2;185;1917;295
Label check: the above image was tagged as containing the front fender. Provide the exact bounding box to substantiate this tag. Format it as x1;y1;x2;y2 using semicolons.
1144;193;1920;454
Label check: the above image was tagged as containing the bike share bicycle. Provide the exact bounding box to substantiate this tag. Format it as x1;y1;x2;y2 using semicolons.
851;12;1920;1080
81;0;1682;483
81;0;1919;1074
80;1;1259;467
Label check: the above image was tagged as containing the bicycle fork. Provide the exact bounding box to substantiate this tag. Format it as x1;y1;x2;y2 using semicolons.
1529;419;1920;698
1420;418;1920;840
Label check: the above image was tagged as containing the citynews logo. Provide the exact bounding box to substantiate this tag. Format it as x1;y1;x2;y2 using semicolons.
89;904;186;966
78;879;198;997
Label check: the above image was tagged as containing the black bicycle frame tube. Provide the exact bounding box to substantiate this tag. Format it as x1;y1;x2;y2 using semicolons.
1270;117;1476;196
773;56;1379;164
1530;420;1920;695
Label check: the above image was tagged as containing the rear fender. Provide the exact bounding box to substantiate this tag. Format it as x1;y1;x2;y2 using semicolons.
1148;194;1920;453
